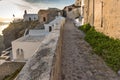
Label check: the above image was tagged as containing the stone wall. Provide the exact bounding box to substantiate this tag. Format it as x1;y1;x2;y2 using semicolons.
0;62;25;80
101;0;120;38
83;0;120;39
64;4;81;19
15;16;65;80
38;10;49;23
38;8;59;24
84;0;94;26
47;8;59;23
67;8;81;19
75;0;81;6
50;18;64;80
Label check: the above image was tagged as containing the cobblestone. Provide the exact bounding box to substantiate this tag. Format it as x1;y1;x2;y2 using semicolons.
61;19;120;80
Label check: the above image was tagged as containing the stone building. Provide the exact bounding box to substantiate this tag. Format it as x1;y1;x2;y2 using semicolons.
23;10;38;21
64;5;76;14
82;0;120;39
38;10;49;23
38;8;60;23
73;0;85;25
75;0;81;6
63;4;81;19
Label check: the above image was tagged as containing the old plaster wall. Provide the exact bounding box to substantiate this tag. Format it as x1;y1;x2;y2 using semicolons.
84;0;120;39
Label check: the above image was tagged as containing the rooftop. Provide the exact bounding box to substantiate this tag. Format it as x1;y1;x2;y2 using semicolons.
15;35;45;42
13;30;49;42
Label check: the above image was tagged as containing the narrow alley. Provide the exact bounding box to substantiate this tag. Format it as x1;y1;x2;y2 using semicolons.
61;19;120;80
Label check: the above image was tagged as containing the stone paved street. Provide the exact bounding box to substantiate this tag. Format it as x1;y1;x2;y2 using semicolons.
61;19;120;80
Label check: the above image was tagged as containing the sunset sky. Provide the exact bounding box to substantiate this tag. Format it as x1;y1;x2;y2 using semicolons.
0;0;75;22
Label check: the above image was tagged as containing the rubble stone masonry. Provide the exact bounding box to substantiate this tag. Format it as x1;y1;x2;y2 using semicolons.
83;0;120;39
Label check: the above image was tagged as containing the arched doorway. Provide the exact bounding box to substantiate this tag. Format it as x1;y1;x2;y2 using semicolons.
43;17;46;22
16;48;24;60
49;26;52;32
29;17;31;21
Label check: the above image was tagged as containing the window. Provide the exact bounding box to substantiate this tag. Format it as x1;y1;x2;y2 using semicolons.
29;17;31;21
34;17;36;20
49;26;52;32
43;17;46;22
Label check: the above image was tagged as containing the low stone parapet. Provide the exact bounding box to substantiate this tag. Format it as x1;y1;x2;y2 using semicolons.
15;16;65;80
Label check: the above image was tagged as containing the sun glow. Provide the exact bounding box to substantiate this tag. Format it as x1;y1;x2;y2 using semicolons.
0;24;9;35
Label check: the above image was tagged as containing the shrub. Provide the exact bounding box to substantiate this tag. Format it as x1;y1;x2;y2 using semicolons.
79;24;120;72
79;23;91;33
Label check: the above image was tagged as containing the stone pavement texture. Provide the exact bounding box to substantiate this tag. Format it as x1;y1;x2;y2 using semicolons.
61;19;120;80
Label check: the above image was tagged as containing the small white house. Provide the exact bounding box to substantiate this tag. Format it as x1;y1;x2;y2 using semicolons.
23;10;38;21
12;16;65;62
44;16;65;32
12;30;48;62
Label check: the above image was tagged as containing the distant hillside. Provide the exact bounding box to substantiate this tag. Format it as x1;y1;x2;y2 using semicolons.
0;35;5;54
3;20;41;48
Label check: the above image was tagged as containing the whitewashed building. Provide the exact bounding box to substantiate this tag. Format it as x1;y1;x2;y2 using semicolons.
44;16;65;32
12;16;65;62
23;10;38;21
12;30;48;61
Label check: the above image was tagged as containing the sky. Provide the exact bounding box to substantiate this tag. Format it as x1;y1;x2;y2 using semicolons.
0;0;75;22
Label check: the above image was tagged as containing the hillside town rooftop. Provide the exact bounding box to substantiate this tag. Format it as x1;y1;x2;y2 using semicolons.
15;35;45;42
13;30;49;42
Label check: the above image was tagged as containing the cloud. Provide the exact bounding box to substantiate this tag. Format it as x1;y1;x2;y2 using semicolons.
11;0;74;13
0;17;4;22
23;0;61;4
0;17;11;22
14;3;32;10
22;0;75;6
10;0;35;11
14;0;62;11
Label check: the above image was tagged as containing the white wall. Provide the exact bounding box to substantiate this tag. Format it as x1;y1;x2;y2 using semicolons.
12;41;41;61
81;0;85;25
24;14;38;21
44;16;65;32
29;30;49;36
